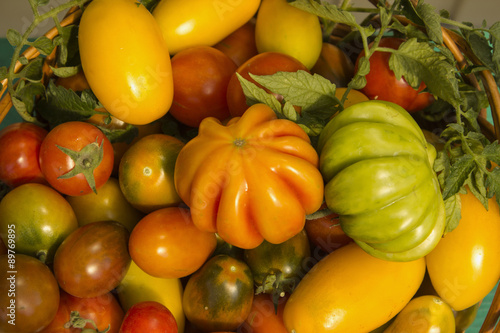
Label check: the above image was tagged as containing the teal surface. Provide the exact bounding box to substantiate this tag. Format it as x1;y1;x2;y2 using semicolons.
0;37;498;331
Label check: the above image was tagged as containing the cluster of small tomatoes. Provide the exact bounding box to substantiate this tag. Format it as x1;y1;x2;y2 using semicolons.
0;0;500;332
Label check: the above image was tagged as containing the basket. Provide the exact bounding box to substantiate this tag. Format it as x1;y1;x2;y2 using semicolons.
0;1;499;332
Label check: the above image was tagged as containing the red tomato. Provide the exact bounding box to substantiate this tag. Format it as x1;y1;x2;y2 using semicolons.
119;301;178;333
356;37;434;113
226;52;309;117
168;46;238;128
53;221;131;298
214;20;258;67
239;293;289;333
39;121;114;196
0;122;48;188
40;290;124;333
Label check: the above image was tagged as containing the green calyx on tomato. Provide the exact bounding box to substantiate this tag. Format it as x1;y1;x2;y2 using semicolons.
56;138;104;194
318;100;445;262
64;311;110;333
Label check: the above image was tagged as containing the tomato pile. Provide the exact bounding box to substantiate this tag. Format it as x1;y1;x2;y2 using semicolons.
1;0;500;332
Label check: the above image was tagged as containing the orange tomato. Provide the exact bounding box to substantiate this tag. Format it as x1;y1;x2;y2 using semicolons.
119;134;184;213
426;189;500;311
214;20;258;67
311;43;355;87
239;293;288;333
128;207;217;279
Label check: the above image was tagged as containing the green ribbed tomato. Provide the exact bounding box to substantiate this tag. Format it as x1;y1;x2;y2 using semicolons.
318;100;445;262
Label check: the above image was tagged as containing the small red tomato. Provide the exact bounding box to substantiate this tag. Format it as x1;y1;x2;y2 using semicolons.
39;121;114;196
0;122;48;188
169;46;238;128
119;301;178;333
356;37;434;113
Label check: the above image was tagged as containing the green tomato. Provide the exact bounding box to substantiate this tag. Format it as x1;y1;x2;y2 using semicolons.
0;183;78;264
318;100;444;262
255;0;323;69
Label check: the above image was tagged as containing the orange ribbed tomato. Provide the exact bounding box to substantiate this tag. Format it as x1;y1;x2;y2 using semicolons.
282;242;426;333
174;103;324;249
426;189;500;311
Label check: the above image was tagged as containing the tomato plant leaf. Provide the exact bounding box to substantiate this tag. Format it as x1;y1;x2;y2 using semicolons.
486;167;500;207
290;0;358;27
443;193;461;234
36;80;100;127
489;22;500;80
442;154;475;200
249;70;339;114
12;81;45;117
53;25;80;67
6;29;23;47
389;38;461;107
399;0;443;44
34;0;50;7
463;29;495;71
236;73;283;115
482;141;500;165
31;36;55;56
16;57;44;82
50;65;80;78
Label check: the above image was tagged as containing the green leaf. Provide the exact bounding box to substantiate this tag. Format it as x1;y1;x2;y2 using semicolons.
389;38;461;107
31;36;55;56
466;171;489;209
6;29;23;47
53;25;80;67
17;57;44;82
486;167;500;207
0;67;7;81
443;193;461;234
399;0;443;43
50;65;80;78
139;0;161;11
12;82;46;117
464;30;495;71
489;22;500;78
289;0;358;27
482;141;500;165
34;0;50;6
97;123;138;145
442;154;475;200
35;81;100;127
249;71;339;114
236;73;283;115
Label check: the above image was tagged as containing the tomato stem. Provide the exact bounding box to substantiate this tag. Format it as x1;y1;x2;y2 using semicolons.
64;311;111;333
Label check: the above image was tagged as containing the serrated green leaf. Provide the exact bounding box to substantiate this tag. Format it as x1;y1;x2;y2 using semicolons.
464;30;495;71
236;73;283;115
17;57;44;82
249;71;339;114
389;38;461;107
53;25;80;66
35;80;100;127
289;0;358;27
6;29;23;47
0;67;7;81
19;56;29;65
489;22;500;78
97;123;139;144
442;154;475;200
482;142;500;165
282;101;299;121
12;82;45;116
31;36;55;56
486;167;500;207
443;193;461;234
399;0;442;44
50;65;80;78
466;170;489;208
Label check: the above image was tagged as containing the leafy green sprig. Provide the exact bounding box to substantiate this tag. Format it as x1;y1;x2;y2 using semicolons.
238;0;500;231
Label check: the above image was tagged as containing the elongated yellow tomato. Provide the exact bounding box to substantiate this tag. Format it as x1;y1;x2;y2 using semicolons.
255;0;323;69
116;260;185;332
174;103;324;249
283;242;426;333
78;0;173;125
426;190;500;311
153;0;261;55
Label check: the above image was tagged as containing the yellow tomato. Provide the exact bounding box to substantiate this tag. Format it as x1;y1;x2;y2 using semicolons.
383;295;455;333
116;260;185;333
426;190;500;311
153;0;261;55
255;0;323;69
78;0;173;125
282;242;426;333
335;87;369;109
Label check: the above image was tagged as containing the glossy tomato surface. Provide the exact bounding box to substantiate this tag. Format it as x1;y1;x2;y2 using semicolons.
0;122;48;188
39;121;114;196
53;221;131;298
79;0;173;125
129;207;217;279
426;190;500;311
0;183;78;263
0;254;60;333
119;301;178;333
169;46;237;128
239;293;289;333
119;134;184;213
226;52;309;117
40;290;124;333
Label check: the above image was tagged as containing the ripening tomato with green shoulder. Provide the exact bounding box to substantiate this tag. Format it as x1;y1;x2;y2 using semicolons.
79;0;173;125
255;0;322;69
426;189;500;311
119;134;184;214
0;183;78;264
174;103;324;249
183;254;255;332
39;121;114;196
282;242;426;333
116;260;185;333
65;177;144;233
383;295;455;333
0;254;60;333
152;0;261;55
